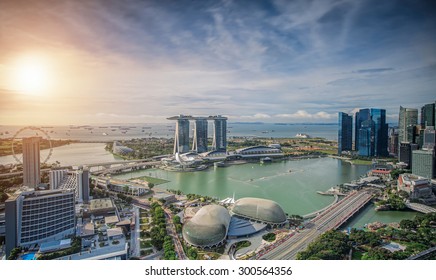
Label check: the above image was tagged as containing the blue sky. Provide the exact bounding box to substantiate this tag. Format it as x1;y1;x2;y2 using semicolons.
0;0;435;124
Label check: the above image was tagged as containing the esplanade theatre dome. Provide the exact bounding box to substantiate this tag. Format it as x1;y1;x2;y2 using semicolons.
182;204;231;248
231;197;287;225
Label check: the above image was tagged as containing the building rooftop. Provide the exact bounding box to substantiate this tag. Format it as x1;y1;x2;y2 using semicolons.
107;227;124;239
89;198;115;212
104;215;120;225
182;204;230;247
232;197;287;224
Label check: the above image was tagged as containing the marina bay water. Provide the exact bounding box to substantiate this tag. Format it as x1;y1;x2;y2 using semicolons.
114;158;417;224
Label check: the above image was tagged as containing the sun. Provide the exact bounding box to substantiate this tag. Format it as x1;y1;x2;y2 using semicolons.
9;54;52;95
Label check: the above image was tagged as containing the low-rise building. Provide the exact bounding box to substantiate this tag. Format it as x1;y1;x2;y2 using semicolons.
398;174;435;201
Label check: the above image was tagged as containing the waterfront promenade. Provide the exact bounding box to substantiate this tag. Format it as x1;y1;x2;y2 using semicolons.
259;190;373;260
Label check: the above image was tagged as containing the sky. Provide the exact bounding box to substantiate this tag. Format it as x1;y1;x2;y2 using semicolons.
0;0;435;125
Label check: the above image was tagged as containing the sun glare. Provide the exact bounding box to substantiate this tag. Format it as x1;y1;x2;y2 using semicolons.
9;54;52;95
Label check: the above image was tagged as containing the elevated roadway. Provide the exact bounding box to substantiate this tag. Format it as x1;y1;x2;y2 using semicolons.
258;190;373;260
405;202;436;214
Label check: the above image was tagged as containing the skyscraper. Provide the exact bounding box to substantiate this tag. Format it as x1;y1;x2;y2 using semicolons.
212;116;227;151
173;116;190;154
399;142;418;168
421;102;435;128
358;119;375;157
22;137;41;188
388;127;399;156
192;118;208;153
371;108;389;157
354;109;370;151
338;112;353;154
398;106;418;144
355;108;388;157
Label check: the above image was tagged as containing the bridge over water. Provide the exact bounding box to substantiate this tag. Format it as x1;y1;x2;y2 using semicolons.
405;202;436;214
257;190;373;260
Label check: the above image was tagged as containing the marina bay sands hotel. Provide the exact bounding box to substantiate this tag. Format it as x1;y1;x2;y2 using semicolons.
167;115;227;154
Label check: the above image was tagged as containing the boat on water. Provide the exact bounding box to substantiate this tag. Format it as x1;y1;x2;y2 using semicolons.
295;133;310;138
260;157;272;164
214;161;228;168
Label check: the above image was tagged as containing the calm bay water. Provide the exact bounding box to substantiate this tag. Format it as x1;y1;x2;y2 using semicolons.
116;157;368;216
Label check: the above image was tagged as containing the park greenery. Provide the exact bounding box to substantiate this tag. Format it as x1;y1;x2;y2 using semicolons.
105;138;173;159
262;233;276;242
150;202;167;251
297;213;436;260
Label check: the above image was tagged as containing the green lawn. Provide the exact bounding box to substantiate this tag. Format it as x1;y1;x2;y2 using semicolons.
132;175;170;185
350;159;373;165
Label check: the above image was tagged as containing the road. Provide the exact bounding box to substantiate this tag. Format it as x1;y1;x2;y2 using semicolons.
260;190;373;260
129;206;140;257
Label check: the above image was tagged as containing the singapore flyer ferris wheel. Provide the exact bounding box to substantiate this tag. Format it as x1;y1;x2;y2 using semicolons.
11;126;53;164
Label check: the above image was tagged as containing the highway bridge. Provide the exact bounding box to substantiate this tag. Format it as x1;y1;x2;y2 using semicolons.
258;190;373;260
0;159;155;178
405;202;436;214
92;161;161;175
407;246;436;260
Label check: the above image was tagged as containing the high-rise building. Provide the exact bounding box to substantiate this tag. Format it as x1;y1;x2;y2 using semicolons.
5;188;76;258
423;126;436;150
173;116;190;154
355;108;388;157
371;108;389;157
421;102;435;128
338;112;353;154
22;137;41;188
399;142;419;168
212;116;227;151
398;106;418;144
412;149;435;179
50;168;90;203
192;118;208;153
354;109;370;151
388;127;399;156
358;119;375;157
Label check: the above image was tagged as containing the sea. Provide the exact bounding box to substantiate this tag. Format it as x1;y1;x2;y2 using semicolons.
0;123;339;142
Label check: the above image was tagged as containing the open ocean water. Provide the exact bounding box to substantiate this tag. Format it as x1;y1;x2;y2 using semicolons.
0;123;338;142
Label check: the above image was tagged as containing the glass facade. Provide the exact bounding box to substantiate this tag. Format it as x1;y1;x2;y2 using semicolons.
358;119;375;157
338;112;353;154
355;109;370;152
175;118;190;154
371;108;389;157
355;108;388;157
213;118;227;151
421;103;435;128
193;118;208;153
398;106;418;145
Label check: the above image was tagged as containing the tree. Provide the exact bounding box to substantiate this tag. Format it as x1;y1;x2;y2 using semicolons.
148;183;155;190
399;219;416;230
172;215;181;224
362;248;392;260
187;247;198;260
